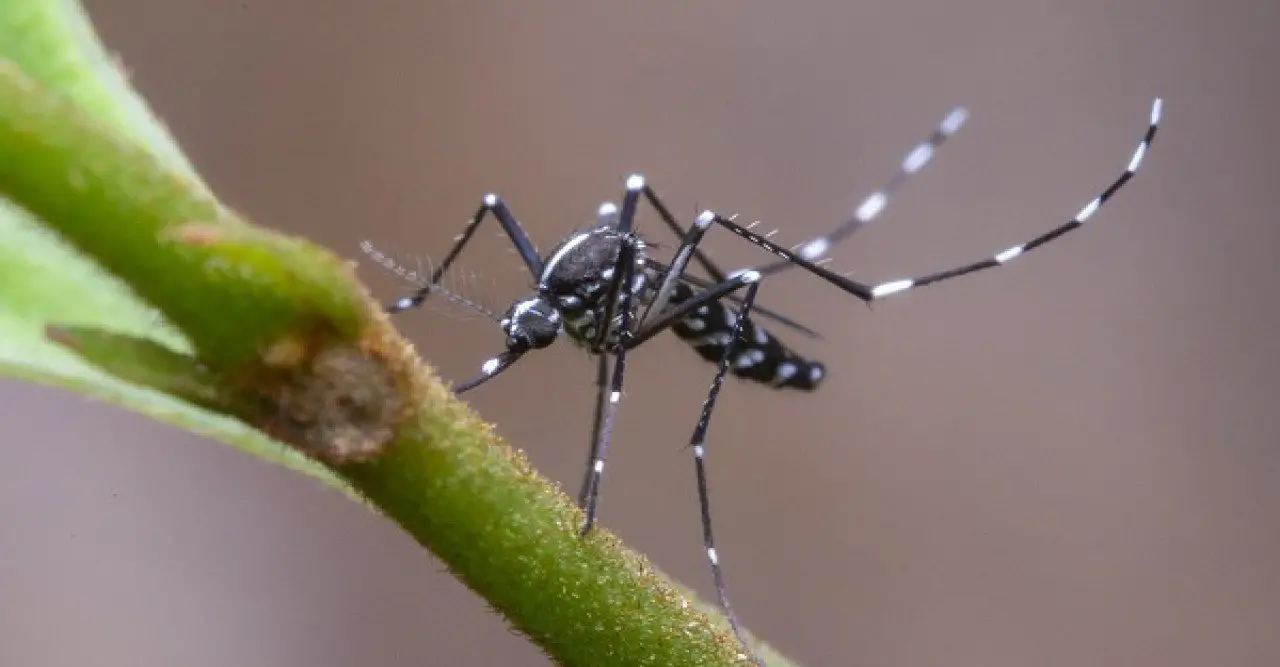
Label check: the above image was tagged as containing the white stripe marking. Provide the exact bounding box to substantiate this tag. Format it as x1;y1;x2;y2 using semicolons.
1076;198;1102;223
1127;142;1147;173
941;107;970;135
995;246;1024;263
540;232;591;283
512;298;539;321
903;144;934;173
872;279;914;298
856;192;888;222
800;238;830;260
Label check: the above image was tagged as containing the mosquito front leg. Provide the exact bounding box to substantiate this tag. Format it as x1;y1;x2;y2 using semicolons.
387;194;543;313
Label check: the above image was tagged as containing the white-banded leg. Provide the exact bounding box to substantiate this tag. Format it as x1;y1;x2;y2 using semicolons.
387;194;543;313
577;354;610;509
755;105;970;277
578;240;641;537
643;257;819;339
687;98;1162;304
857;98;1162;299
619;177;818;339
685;271;766;667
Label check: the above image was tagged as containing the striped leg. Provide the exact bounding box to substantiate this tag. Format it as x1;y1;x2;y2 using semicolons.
643;257;819;339
862;98;1162;299
618;182;819;339
693;98;1162;304
578;232;641;537
577;354;610;509
755;105;970;277
685;272;765;667
386;194;543;314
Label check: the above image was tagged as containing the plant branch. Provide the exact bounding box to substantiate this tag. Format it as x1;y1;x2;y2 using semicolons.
0;3;800;665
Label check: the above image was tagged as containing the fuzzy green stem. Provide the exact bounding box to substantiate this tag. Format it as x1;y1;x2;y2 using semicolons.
339;368;784;666
0;3;802;665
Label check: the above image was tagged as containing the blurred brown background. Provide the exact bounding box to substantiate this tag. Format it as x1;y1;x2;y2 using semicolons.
3;1;1279;666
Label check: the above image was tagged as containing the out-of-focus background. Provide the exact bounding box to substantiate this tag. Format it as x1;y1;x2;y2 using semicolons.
4;2;1279;666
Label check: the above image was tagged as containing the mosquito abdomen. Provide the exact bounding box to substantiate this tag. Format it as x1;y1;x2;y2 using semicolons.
667;283;825;390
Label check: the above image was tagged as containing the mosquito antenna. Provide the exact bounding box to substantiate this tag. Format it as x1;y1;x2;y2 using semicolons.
359;240;504;325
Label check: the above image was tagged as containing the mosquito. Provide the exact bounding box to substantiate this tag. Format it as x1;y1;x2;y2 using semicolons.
366;98;1162;664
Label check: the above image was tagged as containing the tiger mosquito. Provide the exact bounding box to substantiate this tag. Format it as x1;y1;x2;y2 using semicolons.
367;98;1162;663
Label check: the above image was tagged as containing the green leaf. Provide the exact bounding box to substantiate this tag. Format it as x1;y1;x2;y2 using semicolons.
0;3;803;665
0;0;356;507
0;197;352;491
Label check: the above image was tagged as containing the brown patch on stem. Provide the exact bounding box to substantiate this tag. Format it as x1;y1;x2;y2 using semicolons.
243;333;403;465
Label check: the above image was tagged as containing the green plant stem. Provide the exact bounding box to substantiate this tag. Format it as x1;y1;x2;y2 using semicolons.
0;2;802;665
340;369;775;666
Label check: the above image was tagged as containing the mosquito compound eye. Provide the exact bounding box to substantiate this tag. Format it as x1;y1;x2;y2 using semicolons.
521;313;560;349
498;297;560;351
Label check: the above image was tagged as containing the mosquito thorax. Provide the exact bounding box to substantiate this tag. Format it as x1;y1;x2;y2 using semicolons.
537;227;648;313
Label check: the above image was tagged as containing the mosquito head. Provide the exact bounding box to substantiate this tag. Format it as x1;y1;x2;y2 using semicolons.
455;295;558;394
500;296;561;352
